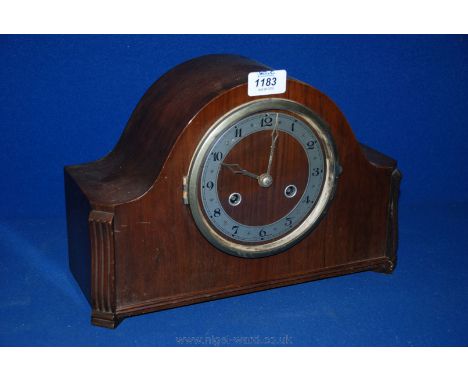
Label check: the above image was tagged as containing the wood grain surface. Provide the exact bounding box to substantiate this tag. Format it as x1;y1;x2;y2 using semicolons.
64;54;400;328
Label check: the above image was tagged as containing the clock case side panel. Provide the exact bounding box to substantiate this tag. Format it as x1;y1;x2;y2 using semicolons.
359;143;401;271
64;170;92;305
111;79;401;320
65;171;119;328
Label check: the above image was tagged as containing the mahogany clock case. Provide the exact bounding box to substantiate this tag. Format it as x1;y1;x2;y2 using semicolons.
64;54;401;328
4;35;468;346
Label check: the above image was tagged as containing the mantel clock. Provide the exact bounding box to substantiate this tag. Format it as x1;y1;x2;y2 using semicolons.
65;54;401;328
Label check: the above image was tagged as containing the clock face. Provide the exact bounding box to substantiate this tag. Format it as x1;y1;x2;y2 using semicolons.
187;99;339;258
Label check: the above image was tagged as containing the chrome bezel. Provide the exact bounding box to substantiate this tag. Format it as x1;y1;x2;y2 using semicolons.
187;98;339;258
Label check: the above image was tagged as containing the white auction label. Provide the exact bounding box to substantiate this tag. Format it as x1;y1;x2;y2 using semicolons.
248;70;287;96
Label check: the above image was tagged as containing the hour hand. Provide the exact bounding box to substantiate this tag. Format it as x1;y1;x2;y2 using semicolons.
221;163;259;180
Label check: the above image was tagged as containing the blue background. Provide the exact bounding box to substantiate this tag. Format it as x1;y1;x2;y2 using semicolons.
1;35;467;346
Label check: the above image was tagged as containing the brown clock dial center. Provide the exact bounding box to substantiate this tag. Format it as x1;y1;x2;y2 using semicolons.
217;130;309;227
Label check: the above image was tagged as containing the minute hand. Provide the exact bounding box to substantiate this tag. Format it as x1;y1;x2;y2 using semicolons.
266;113;279;176
221;163;259;180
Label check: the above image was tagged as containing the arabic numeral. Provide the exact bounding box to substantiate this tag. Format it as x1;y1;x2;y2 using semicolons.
205;181;214;190
235;127;242;138
312;168;323;176
255;77;277;87
260;116;273;127
285;217;292;227
232;225;239;235
213;208;221;217
307;140;317;149
304;195;314;204
259;229;267;237
210;151;223;161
